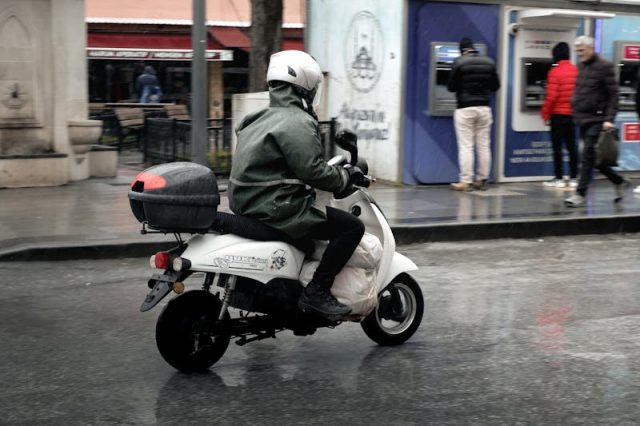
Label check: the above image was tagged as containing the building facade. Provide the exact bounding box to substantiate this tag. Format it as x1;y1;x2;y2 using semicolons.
85;0;304;118
307;0;640;183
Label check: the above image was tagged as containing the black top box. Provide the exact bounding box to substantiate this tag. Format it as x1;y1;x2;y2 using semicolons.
128;162;220;232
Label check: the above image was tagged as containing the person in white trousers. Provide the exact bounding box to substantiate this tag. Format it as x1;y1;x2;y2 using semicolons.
448;37;500;191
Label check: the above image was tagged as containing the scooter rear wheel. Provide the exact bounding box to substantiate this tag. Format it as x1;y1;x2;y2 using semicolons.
361;273;423;346
156;290;231;372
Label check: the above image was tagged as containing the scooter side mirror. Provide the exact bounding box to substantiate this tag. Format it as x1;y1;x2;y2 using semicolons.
335;129;358;166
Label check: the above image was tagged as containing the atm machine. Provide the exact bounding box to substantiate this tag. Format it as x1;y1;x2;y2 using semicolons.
428;41;487;116
521;58;554;110
613;40;639;111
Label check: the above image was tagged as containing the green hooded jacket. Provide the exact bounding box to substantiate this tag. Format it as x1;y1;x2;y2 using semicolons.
229;84;348;239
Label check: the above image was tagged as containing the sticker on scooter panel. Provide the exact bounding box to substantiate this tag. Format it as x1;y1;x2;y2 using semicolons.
212;255;269;271
269;249;287;271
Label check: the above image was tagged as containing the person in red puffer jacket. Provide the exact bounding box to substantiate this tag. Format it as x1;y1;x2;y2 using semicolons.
541;42;579;188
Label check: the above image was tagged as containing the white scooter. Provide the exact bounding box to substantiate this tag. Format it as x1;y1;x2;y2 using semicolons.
128;136;424;373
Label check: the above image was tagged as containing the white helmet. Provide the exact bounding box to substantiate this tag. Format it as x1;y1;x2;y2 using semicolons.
266;50;323;108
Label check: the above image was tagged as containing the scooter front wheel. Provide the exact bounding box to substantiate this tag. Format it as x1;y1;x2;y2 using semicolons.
156;290;231;372
361;273;423;346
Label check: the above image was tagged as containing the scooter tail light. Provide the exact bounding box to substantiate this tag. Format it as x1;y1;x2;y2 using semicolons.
153;251;171;269
172;257;191;272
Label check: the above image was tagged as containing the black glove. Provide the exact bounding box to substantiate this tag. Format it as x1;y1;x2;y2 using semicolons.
346;165;368;187
336;129;357;145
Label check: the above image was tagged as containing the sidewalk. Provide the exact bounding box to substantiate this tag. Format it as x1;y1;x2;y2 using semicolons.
1;159;639;260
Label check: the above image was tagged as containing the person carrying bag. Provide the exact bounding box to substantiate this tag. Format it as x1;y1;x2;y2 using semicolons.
564;36;631;207
595;127;620;168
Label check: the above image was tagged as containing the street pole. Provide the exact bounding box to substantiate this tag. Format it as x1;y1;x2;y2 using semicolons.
191;0;207;166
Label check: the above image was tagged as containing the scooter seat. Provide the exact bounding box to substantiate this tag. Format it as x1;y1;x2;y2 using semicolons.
211;211;315;256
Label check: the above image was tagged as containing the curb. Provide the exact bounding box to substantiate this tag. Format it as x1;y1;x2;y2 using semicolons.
1;214;639;261
0;241;176;262
392;214;640;244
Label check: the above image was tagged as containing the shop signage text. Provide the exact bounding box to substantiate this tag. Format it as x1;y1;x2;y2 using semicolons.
623;45;640;61
87;48;234;61
623;123;640;142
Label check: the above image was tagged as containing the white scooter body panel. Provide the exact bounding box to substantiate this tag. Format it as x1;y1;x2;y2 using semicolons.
382;252;418;287
181;234;305;283
181;189;417;290
329;190;415;293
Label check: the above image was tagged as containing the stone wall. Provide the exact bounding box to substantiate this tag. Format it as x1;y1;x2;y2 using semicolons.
0;0;103;187
0;0;51;155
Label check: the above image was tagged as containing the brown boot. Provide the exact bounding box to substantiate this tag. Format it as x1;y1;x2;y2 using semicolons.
450;182;472;191
472;180;488;191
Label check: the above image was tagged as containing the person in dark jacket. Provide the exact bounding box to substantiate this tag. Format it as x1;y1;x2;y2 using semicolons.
541;42;579;188
136;66;161;103
229;50;366;320
565;36;631;207
447;37;500;191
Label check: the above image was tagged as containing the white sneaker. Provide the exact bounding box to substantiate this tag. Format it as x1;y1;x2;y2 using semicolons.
569;179;578;188
634;185;640;194
565;194;586;207
543;178;566;188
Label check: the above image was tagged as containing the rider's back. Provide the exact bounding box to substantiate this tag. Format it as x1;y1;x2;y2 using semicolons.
229;83;345;239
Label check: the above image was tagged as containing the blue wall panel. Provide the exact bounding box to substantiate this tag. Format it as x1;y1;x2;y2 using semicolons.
404;1;500;184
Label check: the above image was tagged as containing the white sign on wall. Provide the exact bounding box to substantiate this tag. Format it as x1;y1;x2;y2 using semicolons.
307;0;405;182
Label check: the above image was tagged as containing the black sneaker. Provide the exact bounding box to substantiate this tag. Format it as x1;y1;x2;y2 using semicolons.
472;179;489;191
298;285;351;320
615;178;631;203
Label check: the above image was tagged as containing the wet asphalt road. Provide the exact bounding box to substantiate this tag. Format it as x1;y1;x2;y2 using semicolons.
1;234;640;425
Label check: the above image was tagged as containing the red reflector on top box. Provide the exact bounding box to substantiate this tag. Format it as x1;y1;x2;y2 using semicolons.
131;172;167;190
128;162;219;232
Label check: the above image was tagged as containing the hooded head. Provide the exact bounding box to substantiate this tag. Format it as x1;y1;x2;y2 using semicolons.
143;66;156;75
459;37;474;54
266;50;324;116
552;42;570;63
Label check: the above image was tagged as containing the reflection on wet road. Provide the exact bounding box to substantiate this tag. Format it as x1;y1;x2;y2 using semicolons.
1;234;639;425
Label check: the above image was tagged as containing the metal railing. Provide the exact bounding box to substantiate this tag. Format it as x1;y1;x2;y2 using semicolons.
90;108;167;150
92;106;337;176
143;118;232;175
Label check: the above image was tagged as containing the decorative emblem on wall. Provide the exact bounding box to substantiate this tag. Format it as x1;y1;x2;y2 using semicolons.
345;11;385;93
2;82;26;110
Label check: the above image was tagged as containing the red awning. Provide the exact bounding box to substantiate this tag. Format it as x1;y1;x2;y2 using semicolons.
88;33;224;50
208;27;304;52
282;38;304;51
209;27;251;51
88;30;304;57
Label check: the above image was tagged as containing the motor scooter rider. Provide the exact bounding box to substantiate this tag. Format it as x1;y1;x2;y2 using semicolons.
229;50;366;320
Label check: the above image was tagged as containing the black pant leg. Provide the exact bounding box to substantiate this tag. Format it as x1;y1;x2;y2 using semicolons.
559;116;578;179
550;115;565;179
551;115;578;179
566;123;579;179
306;207;365;290
598;165;624;185
577;123;600;196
